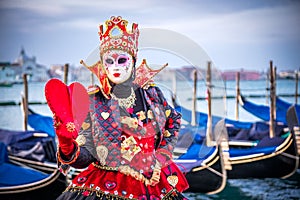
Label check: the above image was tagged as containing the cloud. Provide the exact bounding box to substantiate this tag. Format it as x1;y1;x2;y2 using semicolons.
0;0;67;16
0;0;156;17
0;0;299;70
3;0;299;42
149;2;300;46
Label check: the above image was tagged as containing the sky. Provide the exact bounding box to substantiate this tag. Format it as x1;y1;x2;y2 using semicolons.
0;0;300;72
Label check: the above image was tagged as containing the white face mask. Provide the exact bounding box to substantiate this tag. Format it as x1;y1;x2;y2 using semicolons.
102;50;134;84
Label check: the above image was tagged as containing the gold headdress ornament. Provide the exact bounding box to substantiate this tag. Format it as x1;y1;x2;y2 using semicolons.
80;16;167;98
99;16;139;58
80;16;139;98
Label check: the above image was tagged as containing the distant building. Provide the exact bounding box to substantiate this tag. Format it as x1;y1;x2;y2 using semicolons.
0;62;15;84
221;69;262;81
48;64;86;82
154;66;205;82
15;48;49;82
278;70;298;79
48;64;65;79
0;48;50;82
73;66;91;82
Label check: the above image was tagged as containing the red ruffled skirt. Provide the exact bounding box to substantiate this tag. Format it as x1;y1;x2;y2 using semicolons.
57;162;189;200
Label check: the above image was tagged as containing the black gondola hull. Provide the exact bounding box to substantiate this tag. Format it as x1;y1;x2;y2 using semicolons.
228;134;298;179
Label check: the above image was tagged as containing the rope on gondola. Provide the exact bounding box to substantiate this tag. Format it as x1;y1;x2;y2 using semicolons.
205;165;225;178
281;152;299;160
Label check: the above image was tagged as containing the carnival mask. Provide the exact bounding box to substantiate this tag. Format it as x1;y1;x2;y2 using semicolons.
103;50;134;84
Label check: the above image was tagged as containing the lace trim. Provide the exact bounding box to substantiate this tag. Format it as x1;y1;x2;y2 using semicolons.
64;185;180;200
92;162;118;171
92;161;161;186
65;185;134;200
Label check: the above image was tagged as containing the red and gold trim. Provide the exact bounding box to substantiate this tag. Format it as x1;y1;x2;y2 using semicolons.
57;141;80;165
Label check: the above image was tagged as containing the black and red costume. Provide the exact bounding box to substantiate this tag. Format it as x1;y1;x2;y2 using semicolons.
55;84;189;200
45;16;189;200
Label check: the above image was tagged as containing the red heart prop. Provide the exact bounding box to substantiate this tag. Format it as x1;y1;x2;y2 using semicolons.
45;79;73;122
45;79;89;137
68;82;90;132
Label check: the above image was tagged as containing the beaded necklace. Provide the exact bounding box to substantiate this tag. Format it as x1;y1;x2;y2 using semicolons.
110;87;136;109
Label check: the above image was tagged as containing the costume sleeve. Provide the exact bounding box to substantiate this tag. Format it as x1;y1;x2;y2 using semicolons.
154;86;182;163
57;112;97;169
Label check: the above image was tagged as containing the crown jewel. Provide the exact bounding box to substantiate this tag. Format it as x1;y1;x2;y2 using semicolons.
99;16;139;58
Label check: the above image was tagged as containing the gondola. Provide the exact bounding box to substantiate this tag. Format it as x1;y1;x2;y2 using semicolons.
227;126;298;179
0;128;58;173
0;127;78;181
286;105;300;167
276;97;300;113
174;100;253;129
238;95;298;125
174;122;230;194
174;104;299;179
28;108;55;137
3;126;229;194
0;142;67;200
2;110;230;194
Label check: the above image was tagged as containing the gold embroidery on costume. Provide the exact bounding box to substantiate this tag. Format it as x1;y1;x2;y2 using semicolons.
165;109;171;117
163;130;171;137
136;111;146;121
92;162;118;171
147;110;154;119
96;145;108;165
121;116;138;129
76;135;86;146
120;136;141;161
81;122;90;130
66;122;76;132
167;175;178;187
118;161;161;186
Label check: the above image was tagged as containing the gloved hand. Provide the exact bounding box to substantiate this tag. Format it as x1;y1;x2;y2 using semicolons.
53;115;77;155
45;79;89;156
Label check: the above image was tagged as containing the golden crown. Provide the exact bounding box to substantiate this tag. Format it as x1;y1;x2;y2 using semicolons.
99;16;139;58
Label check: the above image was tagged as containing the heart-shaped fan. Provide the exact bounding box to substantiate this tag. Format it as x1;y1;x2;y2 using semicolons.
45;79;89;137
68;82;90;131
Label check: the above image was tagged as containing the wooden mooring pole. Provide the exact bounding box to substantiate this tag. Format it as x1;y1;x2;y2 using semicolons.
191;69;197;126
266;70;269;105
22;74;28;131
269;61;276;138
206;61;213;146
235;72;240;120
91;73;95;86
64;63;69;85
295;71;298;104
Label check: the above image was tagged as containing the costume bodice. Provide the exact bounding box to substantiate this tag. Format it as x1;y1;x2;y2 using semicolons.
87;86;163;175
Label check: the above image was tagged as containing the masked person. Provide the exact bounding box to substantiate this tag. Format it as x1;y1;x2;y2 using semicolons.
45;16;189;200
